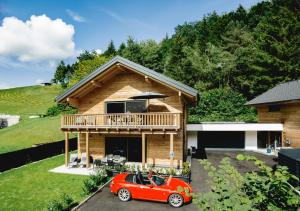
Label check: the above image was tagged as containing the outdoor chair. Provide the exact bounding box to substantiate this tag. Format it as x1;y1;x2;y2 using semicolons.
79;153;87;167
93;159;102;170
107;159;114;167
68;154;78;168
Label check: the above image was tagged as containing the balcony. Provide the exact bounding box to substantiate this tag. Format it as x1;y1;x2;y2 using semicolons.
61;113;181;132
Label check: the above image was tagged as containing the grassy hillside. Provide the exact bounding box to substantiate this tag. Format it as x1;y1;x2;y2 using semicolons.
0;85;67;154
0;85;63;117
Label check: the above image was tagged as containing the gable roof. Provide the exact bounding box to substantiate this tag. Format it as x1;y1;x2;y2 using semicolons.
246;80;300;106
56;56;198;102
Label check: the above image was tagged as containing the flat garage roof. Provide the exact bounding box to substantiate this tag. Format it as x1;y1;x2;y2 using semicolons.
187;123;283;132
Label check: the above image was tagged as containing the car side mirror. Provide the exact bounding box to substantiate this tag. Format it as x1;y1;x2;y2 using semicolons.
148;184;154;188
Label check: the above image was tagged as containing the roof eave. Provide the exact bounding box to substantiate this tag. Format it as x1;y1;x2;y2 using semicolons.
55;56;198;103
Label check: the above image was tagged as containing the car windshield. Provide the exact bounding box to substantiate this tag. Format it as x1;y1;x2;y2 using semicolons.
151;175;165;186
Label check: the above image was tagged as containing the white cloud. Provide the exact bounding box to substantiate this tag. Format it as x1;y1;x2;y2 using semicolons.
0;14;75;62
95;49;102;54
35;79;44;84
66;9;86;23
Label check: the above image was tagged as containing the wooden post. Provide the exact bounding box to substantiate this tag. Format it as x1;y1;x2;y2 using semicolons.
142;133;146;168
170;133;174;168
77;133;81;157
65;132;69;167
86;132;90;168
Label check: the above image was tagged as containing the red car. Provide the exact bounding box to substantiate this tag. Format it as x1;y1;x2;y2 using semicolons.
110;172;192;208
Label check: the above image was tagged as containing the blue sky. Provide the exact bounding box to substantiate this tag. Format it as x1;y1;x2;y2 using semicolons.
0;0;261;89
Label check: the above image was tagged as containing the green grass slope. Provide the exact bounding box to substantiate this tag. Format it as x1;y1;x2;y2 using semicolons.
0;85;66;154
0;85;63;117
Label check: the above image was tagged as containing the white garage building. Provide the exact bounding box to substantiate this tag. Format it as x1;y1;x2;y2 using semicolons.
187;123;283;151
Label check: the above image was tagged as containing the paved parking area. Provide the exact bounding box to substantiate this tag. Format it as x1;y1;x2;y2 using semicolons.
78;151;276;211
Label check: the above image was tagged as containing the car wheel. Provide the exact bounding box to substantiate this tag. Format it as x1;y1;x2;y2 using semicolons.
118;188;131;202
168;193;184;208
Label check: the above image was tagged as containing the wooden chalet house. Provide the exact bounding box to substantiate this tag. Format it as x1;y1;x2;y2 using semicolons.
247;80;300;148
56;56;198;168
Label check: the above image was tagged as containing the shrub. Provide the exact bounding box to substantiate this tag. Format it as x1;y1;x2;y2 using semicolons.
182;162;191;176
46;103;77;117
47;200;63;211
82;179;97;195
82;167;109;195
193;155;300;211
47;193;74;211
90;168;108;186
237;154;300;210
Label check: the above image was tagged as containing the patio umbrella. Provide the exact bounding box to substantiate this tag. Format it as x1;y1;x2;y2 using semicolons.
129;92;168;111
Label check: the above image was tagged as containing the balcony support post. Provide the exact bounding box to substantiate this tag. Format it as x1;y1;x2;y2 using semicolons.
170;133;174;168
65;132;69;167
142;133;146;168
86;132;90;168
77;133;81;158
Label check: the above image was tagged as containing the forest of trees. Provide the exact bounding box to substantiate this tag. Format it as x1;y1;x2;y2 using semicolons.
52;0;300;122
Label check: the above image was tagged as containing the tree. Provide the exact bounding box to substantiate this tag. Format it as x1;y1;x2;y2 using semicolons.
77;50;97;62
121;37;142;63
189;88;256;122
117;42;126;55
103;40;116;57
68;55;110;87
53;61;74;87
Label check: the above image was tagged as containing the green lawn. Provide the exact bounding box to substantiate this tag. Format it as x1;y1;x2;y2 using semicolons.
0;155;87;211
0;116;64;154
0;85;68;154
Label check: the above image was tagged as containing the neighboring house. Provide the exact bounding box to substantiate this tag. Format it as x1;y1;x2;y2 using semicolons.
56;56;198;168
246;80;300;148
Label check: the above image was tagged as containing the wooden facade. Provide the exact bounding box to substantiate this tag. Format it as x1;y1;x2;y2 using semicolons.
256;102;300;147
61;61;196;168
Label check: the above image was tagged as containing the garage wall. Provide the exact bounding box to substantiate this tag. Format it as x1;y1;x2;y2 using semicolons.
187;131;197;149
245;131;258;150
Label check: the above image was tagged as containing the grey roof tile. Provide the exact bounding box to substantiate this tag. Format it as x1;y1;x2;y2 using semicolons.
246;80;300;105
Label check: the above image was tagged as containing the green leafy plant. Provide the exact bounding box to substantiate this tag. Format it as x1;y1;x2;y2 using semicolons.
46;103;77;116
237;154;300;210
82;179;97;195
47;193;74;211
193;155;300;211
182;162;191;176
177;186;192;197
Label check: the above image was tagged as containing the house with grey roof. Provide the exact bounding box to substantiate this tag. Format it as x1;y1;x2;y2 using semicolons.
247;80;300;148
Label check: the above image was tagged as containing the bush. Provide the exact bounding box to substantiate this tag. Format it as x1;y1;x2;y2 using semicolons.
47;193;74;211
189;87;257;123
82;167;109;195
193;155;300;211
46;103;77;117
82;179;97;195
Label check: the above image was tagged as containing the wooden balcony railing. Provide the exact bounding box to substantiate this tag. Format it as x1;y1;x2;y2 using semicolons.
61;113;181;130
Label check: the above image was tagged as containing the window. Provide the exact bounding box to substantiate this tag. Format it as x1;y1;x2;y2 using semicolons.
268;105;280;112
106;100;146;114
106;102;125;113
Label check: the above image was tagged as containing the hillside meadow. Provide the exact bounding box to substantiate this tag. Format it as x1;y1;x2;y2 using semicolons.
0;85;67;154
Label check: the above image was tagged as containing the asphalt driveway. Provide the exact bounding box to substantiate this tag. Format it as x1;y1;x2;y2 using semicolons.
78;151;276;211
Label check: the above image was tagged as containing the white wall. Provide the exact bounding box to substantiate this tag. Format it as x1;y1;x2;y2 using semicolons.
245;131;257;150
0;115;20;127
187;131;197;149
